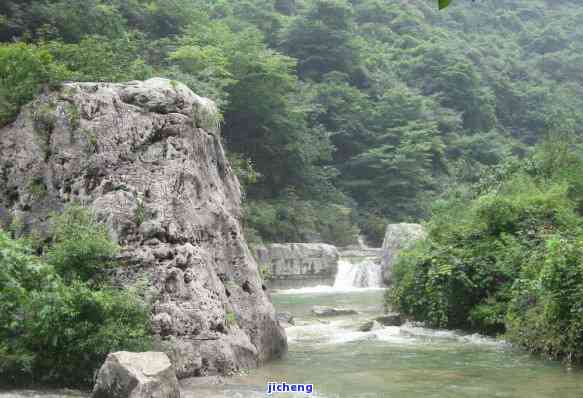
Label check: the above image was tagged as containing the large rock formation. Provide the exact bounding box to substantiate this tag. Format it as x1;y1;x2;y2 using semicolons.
0;78;286;378
92;352;180;398
381;223;426;284
254;243;339;289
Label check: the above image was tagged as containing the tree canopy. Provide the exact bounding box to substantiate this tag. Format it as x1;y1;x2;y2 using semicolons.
1;0;582;245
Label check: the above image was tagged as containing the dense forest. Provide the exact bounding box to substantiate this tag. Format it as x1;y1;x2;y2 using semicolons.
3;0;582;247
2;0;583;383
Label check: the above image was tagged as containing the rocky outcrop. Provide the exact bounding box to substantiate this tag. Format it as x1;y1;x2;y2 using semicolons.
254;243;339;289
92;352;180;398
381;223;426;284
0;78;286;378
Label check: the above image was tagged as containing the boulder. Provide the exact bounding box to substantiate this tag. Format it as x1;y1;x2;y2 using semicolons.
311;306;358;317
381;224;426;284
92;352;180;398
375;313;403;327
276;312;295;326
254;243;339;289
358;320;383;332
0;78;286;378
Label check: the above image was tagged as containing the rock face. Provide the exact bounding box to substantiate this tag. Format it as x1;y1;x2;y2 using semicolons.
381;223;426;284
254;243;339;289
92;352;180;398
0;78;286;377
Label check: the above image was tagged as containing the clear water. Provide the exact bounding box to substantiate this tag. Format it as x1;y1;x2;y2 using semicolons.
184;289;583;398
4;289;582;398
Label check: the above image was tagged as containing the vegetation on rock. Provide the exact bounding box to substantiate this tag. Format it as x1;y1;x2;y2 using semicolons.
3;0;582;246
0;207;151;387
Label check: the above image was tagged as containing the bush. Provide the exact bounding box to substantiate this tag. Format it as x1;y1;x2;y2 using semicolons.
244;195;359;246
0;43;69;126
506;237;583;363
0;207;152;387
390;140;583;364
46;205;119;282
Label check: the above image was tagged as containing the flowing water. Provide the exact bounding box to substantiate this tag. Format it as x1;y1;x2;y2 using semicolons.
333;259;382;289
4;259;583;397
184;287;583;398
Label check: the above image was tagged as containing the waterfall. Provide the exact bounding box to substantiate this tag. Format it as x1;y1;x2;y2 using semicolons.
333;258;383;289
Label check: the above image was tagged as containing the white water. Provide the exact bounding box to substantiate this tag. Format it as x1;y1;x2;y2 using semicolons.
333;258;383;289
276;250;384;294
286;319;505;348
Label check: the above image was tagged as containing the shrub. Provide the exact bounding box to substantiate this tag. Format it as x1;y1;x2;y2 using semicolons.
390;141;583;364
46;205;119;282
244;197;359;246
0;43;69;126
0;206;152;387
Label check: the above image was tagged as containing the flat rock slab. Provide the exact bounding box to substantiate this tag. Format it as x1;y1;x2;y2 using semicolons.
375;313;403;326
92;352;180;398
276;312;295;325
311;306;358;317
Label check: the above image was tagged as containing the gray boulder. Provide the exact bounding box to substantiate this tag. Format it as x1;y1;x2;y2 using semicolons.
358;320;383;332
0;78;286;378
254;243;339;289
381;223;426;284
311;306;358;317
276;312;295;326
375;313;403;327
92;352;180;398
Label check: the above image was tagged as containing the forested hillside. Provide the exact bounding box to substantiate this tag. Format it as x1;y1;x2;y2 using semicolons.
2;0;582;246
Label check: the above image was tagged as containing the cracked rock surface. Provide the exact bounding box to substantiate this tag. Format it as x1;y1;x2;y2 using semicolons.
0;78;287;378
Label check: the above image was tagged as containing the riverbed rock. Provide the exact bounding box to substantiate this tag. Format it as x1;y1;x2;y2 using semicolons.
92;352;180;398
254;243;339;289
0;78;286;378
311;306;358;317
375;313;403;327
358;320;383;332
276;312;295;326
381;223;426;284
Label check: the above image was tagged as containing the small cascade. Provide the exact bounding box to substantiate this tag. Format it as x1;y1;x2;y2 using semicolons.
333;258;383;289
357;235;368;250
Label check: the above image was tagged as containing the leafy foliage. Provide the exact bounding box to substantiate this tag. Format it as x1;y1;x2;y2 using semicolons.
390;136;583;363
0;43;68;125
46;205;119;282
0;208;151;386
1;0;583;245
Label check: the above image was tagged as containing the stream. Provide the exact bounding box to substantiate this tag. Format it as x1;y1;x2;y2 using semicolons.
183;287;583;398
3;261;583;397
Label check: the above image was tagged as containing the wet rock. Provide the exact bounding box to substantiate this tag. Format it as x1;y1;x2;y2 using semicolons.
179;375;226;388
91;351;180;398
375;313;402;326
254;243;339;289
311;306;358;317
276;312;295;326
381;224;426;284
358;320;383;332
0;78;286;377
